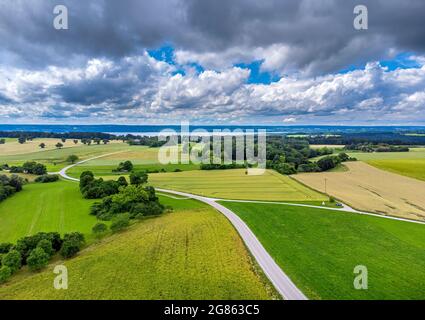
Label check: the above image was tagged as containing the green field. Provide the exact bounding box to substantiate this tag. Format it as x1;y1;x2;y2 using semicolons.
146;169;327;201
221;201;425;300
347;148;425;161
0;196;276;300
367;159;425;181
0;180;98;243
0;142;132;171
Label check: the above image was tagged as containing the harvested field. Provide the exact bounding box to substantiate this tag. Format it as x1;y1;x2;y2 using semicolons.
293;161;425;221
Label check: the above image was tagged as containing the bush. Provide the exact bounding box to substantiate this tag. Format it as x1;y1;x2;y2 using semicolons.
110;214;130;233
22;161;47;175
0;266;12;284
27;247;50;271
129;171;148;185
15;232;62;264
317;156;337;172
92;223;108;235
0;243;12;254
36;239;54;257
117;176;128;187
66;155;79;164
130;202;165;219
1;250;21;273
60;240;81;259
114;161;133;172
35;174;59;183
297;162;320;173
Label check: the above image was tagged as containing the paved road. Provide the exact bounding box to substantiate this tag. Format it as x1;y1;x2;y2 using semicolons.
57;155;425;300
57;156;308;300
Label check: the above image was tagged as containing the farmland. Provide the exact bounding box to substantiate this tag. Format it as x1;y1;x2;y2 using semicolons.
0;141;130;171
367;159;425;182
66;146;200;178
222;201;425;300
0;196;276;300
147;169;327;202
293;161;425;221
0;180;98;243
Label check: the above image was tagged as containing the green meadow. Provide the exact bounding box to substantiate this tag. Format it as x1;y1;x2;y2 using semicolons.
367;159;425;181
147;169;327;202
222;201;425;300
0;142;132;171
0;180;98;243
0;196;276;300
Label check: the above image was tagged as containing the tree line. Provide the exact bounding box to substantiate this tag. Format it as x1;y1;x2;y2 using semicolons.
0;232;85;284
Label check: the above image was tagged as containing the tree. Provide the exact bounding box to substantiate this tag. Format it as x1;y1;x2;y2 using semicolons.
55;142;63;149
0;139;5;145
0;266;11;284
73;139;79;144
66;154;79;164
317;156;337;171
0;243;12;254
61;138;66;143
130;171;148;185
27;247;49;271
22;161;47;175
39;143;46;149
116;161;133;172
36;239;54;257
92;223;108;237
60;233;85;259
18;137;26;144
110;214;130;233
117;176;128;187
102;139;109;144
1;250;21;273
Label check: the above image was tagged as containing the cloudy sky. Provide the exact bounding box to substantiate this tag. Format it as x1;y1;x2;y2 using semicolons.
0;0;425;125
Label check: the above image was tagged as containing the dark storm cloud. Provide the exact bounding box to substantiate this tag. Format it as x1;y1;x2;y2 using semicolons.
0;0;424;73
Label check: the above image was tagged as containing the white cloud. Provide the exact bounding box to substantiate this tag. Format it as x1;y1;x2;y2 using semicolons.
1;53;425;124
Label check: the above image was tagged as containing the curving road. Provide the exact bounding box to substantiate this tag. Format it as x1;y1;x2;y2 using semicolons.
57;155;308;300
56;154;425;300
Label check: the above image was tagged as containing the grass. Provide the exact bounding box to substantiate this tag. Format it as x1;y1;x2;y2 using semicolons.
347;149;425;161
367;159;425;182
0;196;276;300
0;180;98;243
0;142;132;171
146;169;327;202
0;138;82;156
293;161;425;221
221;201;425;300
67;163;200;178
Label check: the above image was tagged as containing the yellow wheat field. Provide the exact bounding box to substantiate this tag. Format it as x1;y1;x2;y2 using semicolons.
293;161;425;221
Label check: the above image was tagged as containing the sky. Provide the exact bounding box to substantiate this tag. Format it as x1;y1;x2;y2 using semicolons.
0;0;425;125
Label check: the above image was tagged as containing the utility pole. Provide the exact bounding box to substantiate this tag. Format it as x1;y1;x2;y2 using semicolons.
324;178;327;195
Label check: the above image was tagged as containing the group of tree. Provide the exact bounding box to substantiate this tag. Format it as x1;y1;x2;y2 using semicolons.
9;161;47;175
0;232;85;284
298;153;357;173
200;163;247;170
79;171;126;199
113;160;133;172
79;169;150;200
345;143;409;153
90;184;164;221
34;174;59;183
0;131;116;141
0;174;25;203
